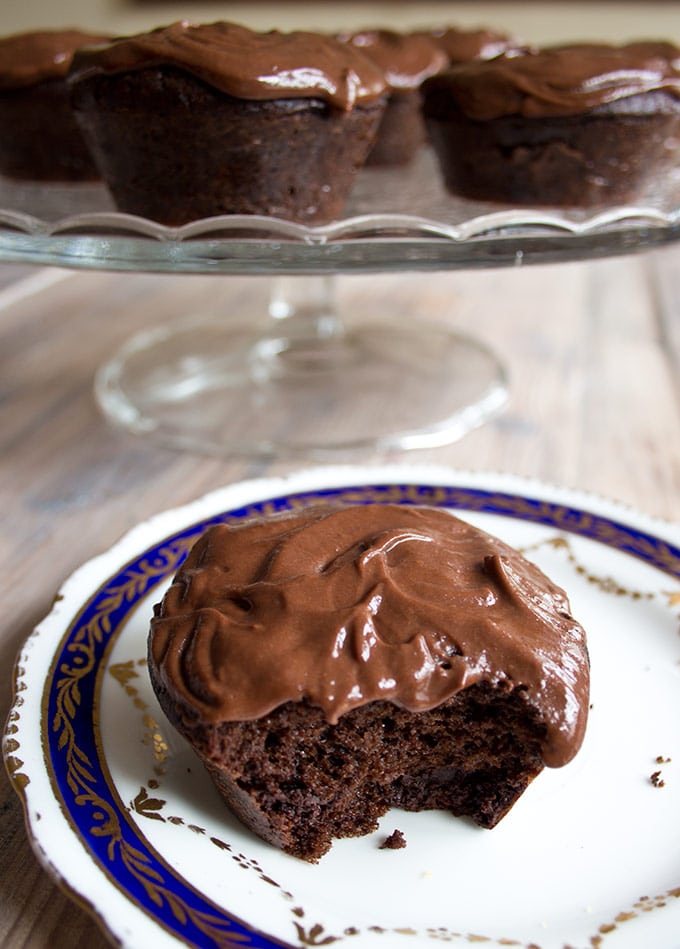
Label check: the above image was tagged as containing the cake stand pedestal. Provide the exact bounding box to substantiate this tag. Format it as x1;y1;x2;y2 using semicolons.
94;274;507;457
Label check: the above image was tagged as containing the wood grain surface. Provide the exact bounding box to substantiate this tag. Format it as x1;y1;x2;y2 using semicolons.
1;249;679;946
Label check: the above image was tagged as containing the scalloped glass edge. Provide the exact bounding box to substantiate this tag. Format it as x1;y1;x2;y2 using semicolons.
3;205;680;274
2;204;680;243
2;145;680;272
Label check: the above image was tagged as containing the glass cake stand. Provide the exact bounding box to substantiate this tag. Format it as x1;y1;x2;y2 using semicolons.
1;148;679;457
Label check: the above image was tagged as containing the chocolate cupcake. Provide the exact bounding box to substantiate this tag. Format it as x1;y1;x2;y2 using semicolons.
337;29;447;165
0;29;106;181
68;21;387;225
422;41;680;207
148;503;590;862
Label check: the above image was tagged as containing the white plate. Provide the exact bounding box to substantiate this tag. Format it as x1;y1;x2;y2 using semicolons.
4;465;680;949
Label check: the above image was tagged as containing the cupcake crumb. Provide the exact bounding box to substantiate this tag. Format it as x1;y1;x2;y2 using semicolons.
380;829;407;850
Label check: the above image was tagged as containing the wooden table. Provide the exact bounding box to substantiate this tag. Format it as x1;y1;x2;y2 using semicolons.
1;247;679;946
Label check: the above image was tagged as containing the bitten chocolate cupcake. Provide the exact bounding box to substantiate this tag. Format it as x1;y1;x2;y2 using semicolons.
148;503;590;862
68;21;388;225
421;41;680;207
337;29;447;165
0;29;106;181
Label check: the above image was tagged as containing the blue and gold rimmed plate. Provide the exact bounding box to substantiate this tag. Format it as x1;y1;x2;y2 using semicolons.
4;466;680;949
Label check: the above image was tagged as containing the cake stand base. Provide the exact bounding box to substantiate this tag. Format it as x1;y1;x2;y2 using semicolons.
95;277;508;458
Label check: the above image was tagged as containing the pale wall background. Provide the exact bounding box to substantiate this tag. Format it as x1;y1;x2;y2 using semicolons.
1;1;680;45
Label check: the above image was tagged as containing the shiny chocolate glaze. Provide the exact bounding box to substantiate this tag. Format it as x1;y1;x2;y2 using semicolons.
424;41;680;120
426;26;511;64
336;29;447;92
149;504;589;768
0;29;108;90
68;20;387;110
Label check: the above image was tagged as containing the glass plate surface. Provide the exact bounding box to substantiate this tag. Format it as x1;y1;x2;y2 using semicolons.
4;465;680;949
2;149;680;273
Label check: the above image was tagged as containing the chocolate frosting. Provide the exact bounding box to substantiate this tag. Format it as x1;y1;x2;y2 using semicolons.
336;29;447;92
68;20;387;110
425;26;511;64
149;504;589;768
0;29;107;90
424;41;680;120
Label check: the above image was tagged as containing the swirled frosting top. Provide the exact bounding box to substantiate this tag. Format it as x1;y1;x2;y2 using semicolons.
149;503;590;768
336;29;447;92
68;20;387;110
423;41;680;119
0;29;108;90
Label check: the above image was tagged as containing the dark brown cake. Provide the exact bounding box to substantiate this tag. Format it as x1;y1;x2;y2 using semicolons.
148;503;590;862
421;42;680;207
337;29;447;165
68;21;387;225
0;29;106;181
380;828;407;850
